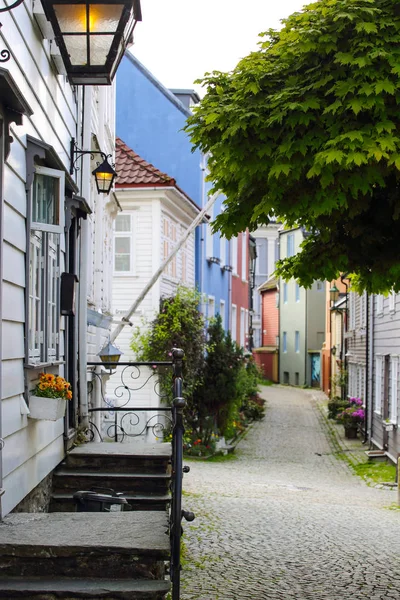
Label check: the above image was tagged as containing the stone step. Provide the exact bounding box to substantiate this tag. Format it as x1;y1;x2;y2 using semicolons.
52;470;171;496
0;577;170;599
50;493;170;513
0;512;169;580
65;442;171;475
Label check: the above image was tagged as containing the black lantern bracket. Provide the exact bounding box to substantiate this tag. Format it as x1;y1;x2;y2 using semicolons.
0;0;25;63
69;137;113;175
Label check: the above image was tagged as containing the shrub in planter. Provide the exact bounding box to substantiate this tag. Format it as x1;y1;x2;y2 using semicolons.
327;396;348;420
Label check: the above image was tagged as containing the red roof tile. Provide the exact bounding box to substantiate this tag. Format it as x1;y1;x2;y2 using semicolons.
115;137;176;188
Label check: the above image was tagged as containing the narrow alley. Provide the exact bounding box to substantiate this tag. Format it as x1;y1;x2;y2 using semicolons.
181;386;400;600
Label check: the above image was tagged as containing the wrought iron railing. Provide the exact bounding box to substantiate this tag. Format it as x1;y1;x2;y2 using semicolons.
86;348;193;600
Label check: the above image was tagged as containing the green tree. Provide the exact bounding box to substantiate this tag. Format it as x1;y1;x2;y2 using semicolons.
131;286;205;404
197;315;243;439
186;0;400;293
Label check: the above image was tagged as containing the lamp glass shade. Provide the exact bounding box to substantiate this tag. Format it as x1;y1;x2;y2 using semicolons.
97;341;123;364
41;0;140;84
329;284;340;303
92;158;116;194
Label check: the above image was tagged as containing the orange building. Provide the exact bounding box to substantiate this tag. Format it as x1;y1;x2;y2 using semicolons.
253;277;279;382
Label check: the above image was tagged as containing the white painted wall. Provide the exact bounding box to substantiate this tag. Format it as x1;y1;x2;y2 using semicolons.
0;1;118;514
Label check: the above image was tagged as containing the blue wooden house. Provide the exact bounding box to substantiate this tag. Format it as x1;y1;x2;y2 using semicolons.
116;53;230;330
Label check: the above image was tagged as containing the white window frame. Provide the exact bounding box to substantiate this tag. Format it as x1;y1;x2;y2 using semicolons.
231;236;238;275
245;309;249;347
376;294;384;315
113;212;136;275
389;290;396;313
231;304;237;342
28;167;64;365
241;231;247;282
206;204;214;259
240;307;245;347
220;235;226;267
219;300;226;329
287;233;294;257
295;283;300;303
349;291;356;330
375;355;383;415
390;356;398;424
208;296;215;322
162;215;178;279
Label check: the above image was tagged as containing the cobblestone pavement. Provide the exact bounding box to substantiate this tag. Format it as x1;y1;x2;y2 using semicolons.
180;385;400;600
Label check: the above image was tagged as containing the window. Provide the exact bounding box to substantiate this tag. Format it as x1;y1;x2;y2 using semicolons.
220;235;226;267
28;167;64;364
256;239;268;276
219;300;226;329
284;371;289;384
349;292;356;330
295;331;300;353
241;231;247;281
283;283;288;304
276;292;279;308
180;226;188;283
287;233;294;257
240;308;245;347
390;356;398;423
231;305;237;342
206;204;214;258
316;280;323;291
162;216;177;278
375;356;383;414
208;296;215;321
389;291;396;313
245;309;249;347
283;331;287;353
231;236;238;274
295;283;300;302
114;213;135;273
376;294;384;315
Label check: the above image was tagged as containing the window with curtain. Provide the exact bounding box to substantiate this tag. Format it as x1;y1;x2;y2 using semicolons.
28;167;64;365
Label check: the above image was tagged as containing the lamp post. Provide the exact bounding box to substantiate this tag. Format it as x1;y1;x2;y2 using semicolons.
40;0;142;85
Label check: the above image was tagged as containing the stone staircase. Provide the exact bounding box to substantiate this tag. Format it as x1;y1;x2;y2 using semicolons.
0;442;173;599
0;512;170;599
50;442;171;512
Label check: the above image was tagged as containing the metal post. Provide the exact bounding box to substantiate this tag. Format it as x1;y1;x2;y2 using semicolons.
171;348;185;600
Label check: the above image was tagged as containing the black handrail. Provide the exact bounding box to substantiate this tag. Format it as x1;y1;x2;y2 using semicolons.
86;350;193;599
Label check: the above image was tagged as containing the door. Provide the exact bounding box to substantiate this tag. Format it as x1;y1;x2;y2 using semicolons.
311;353;321;388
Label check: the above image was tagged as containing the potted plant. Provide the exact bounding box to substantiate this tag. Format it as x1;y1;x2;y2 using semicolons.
29;373;72;421
383;419;395;432
337;404;365;439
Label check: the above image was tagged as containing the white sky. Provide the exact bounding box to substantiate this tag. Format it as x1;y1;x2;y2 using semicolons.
131;0;306;96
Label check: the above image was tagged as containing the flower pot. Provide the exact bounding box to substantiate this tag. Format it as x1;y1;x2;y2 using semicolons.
28;396;67;421
383;422;394;432
344;424;358;439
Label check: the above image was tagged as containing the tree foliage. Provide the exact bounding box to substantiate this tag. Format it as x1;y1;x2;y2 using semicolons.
186;0;400;292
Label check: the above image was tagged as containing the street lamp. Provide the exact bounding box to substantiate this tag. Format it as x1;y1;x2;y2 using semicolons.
40;0;142;85
70;138;116;194
97;341;123;367
329;283;340;304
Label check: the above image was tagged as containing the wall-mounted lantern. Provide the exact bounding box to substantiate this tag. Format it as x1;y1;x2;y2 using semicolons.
40;0;142;85
70;138;116;194
329;284;340;304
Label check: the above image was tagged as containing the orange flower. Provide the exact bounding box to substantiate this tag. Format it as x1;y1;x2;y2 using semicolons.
66;390;72;400
38;382;48;390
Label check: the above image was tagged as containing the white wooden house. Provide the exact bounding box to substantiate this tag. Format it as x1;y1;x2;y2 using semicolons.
0;0;119;516
103;138;200;438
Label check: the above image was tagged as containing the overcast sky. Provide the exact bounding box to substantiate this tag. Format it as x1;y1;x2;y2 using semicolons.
131;0;307;96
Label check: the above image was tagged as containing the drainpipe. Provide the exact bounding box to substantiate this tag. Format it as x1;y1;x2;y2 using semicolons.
364;293;369;444
0;124;4;517
368;292;374;447
340;274;349;399
77;86;91;429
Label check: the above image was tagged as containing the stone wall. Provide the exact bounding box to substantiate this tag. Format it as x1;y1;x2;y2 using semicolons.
11;473;53;513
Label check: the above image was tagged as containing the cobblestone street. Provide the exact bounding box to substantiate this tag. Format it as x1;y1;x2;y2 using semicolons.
181;385;400;600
